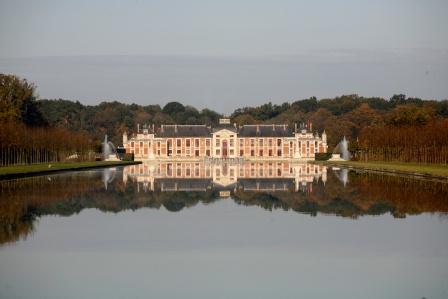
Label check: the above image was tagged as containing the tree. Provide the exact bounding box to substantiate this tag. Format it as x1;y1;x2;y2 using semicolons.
0;74;46;125
162;101;185;115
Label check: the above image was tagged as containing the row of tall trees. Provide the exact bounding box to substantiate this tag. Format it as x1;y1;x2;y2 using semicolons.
354;120;448;164
0;74;96;166
0;122;95;166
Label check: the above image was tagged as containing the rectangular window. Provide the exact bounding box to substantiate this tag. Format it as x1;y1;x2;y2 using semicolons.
251;150;255;157
239;139;244;147
269;149;273;156
206;150;210;156
259;150;263;156
259;139;263;146
186;139;191;147
250;139;255;147
195;150;199;156
230;139;234;147
230;149;234;155
131;142;134;147
167;164;172;176
195;139;200;147
269;139;273;146
177;139;181;147
216;139;220;147
177;165;182;176
277;139;282;146
277;149;282;156
195;165;200;176
206;139;210;146
240;149;244;156
140;142;143;147
216;149;220;155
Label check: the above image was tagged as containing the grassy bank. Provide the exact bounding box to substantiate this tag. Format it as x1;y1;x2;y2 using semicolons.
317;160;448;178
0;161;141;180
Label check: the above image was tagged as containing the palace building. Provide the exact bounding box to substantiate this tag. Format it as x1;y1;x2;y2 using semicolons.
123;119;327;161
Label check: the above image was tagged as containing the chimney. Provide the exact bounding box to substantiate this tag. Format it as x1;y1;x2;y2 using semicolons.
256;125;260;134
294;123;297;132
283;124;286;131
272;124;275;131
123;131;128;144
161;125;164;133
137;123;140;133
175;125;178;133
310;122;313;131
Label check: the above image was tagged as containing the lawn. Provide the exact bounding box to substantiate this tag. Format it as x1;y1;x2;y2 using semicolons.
0;161;140;178
319;160;448;178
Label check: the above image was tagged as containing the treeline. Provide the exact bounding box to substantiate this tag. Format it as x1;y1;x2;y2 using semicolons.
37;94;448;152
0;74;95;166
2;73;448;165
355;120;448;164
0;122;94;166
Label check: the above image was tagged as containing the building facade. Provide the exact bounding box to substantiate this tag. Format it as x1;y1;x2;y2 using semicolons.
123;119;327;161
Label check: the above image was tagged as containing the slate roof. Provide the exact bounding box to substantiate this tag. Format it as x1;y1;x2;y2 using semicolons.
238;125;294;137
212;124;238;133
155;125;211;137
238;178;294;191
151;124;294;137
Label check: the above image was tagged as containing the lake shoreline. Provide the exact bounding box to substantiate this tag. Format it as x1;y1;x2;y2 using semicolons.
315;161;448;181
0;161;142;180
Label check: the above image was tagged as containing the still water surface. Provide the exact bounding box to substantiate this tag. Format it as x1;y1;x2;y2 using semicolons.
1;162;447;299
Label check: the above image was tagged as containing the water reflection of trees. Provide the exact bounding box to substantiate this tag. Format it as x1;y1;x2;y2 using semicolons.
1;169;447;245
234;171;448;218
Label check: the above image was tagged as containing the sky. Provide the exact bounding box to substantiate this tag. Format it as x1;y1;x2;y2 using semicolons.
0;0;447;112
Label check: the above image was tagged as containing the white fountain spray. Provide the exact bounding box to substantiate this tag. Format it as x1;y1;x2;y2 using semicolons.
102;134;117;160
329;136;351;161
340;136;351;160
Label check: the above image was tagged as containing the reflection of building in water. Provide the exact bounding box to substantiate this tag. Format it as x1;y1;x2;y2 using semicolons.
123;119;327;161
123;161;326;193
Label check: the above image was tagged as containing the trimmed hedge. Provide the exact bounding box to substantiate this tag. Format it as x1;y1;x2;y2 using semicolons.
121;153;134;161
315;153;332;161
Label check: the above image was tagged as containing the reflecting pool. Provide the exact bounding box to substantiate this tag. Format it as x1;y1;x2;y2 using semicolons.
1;162;447;299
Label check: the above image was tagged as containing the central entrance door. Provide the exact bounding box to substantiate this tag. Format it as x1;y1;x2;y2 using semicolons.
222;140;228;158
